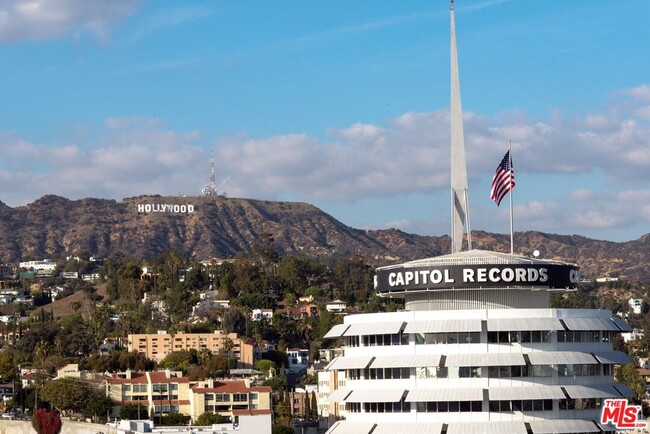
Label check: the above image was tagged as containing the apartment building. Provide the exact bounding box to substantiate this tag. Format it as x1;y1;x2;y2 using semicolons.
106;370;192;417
127;331;255;367
106;371;271;423
190;378;272;420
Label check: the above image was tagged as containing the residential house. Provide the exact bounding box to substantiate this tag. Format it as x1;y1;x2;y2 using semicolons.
325;300;347;314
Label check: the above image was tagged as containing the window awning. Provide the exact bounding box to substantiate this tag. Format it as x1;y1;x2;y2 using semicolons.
445;352;525;366
327;356;374;370
370;354;441;368
527;351;597;365
613;383;635;397
446;421;527;434
487;318;564;331
562;317;620;331
593;351;633;365
405;388;483;402
488;386;565;400
343;322;404;336
611;317;632;332
344;389;405;403
323;324;350;339
373;423;443;434
327;421;375;434
563;384;620;399
325;388;351;403
403;319;482;333
529;419;600;433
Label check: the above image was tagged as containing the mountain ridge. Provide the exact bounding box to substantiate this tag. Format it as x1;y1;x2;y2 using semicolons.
1;195;648;281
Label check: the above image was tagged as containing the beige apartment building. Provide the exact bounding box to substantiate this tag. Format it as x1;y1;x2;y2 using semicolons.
190;378;272;420
106;370;192;417
127;331;255;367
105;370;271;422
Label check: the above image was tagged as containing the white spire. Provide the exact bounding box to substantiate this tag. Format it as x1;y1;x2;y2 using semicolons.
449;0;472;253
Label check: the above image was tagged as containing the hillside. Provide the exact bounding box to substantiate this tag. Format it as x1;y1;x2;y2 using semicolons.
0;195;648;281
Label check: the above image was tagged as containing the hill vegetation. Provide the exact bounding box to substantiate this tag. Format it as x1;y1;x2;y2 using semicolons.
0;195;648;281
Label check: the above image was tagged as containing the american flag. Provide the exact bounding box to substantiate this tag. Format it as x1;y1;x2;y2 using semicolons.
490;150;515;206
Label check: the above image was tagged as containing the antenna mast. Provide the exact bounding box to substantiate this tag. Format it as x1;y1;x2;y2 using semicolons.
201;151;219;197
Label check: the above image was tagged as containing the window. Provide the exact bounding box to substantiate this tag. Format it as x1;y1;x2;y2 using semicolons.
233;393;248;402
532;365;552;377
459;366;481;378
216;394;231;402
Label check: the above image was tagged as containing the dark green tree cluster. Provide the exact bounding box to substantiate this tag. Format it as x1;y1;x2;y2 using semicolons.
159;349;234;379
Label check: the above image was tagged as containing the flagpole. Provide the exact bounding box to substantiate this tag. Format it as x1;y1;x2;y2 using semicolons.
509;140;514;255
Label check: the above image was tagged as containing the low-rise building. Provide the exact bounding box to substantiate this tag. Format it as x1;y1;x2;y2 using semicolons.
251;308;273;322
107;370;191;418
107;371;272;424
629;298;644;315
19;259;57;272
190;379;272;420
287;348;309;373
128;331;255;367
325;300;347;314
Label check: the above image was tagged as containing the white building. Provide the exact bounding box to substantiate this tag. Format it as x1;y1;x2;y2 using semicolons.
322;4;633;433
251;308;273;322
287;348;310;373
323;251;633;433
18;259;57;271
326;300;347;314
629;298;643;315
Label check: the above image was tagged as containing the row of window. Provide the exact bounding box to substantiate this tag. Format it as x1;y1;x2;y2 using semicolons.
204;404;251;412
154;405;179;413
348;364;609;380
123;383;179;393
558;330;611;343
349;368;412;380
346;401;411;413
346;399;602;413
205;393;255;402
345;330;615;347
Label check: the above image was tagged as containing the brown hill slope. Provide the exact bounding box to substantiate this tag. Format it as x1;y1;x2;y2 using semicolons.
0;195;648;281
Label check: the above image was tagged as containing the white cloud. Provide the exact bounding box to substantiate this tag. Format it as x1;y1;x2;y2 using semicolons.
0;118;206;205
0;0;141;42
625;84;650;103
1;84;649;240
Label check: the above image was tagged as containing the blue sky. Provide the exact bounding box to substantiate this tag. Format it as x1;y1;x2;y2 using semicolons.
1;0;649;243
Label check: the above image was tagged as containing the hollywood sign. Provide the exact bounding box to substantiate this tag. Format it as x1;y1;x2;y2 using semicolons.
375;263;580;293
137;203;195;214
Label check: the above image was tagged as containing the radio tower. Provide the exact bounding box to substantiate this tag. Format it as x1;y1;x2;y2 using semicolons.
201;152;219;197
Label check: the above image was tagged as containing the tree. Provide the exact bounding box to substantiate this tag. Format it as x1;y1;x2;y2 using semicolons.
85;396;114;422
332;256;372;305
222;308;247;335
304;390;311;420
162;411;190;426
160;350;195;373
616;364;646;402
40;378;95;416
0;352;16;381
31;408;62;434
272;425;295;434
255;359;276;375
195;411;224;426
310;390;318;420
119;403;149;420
